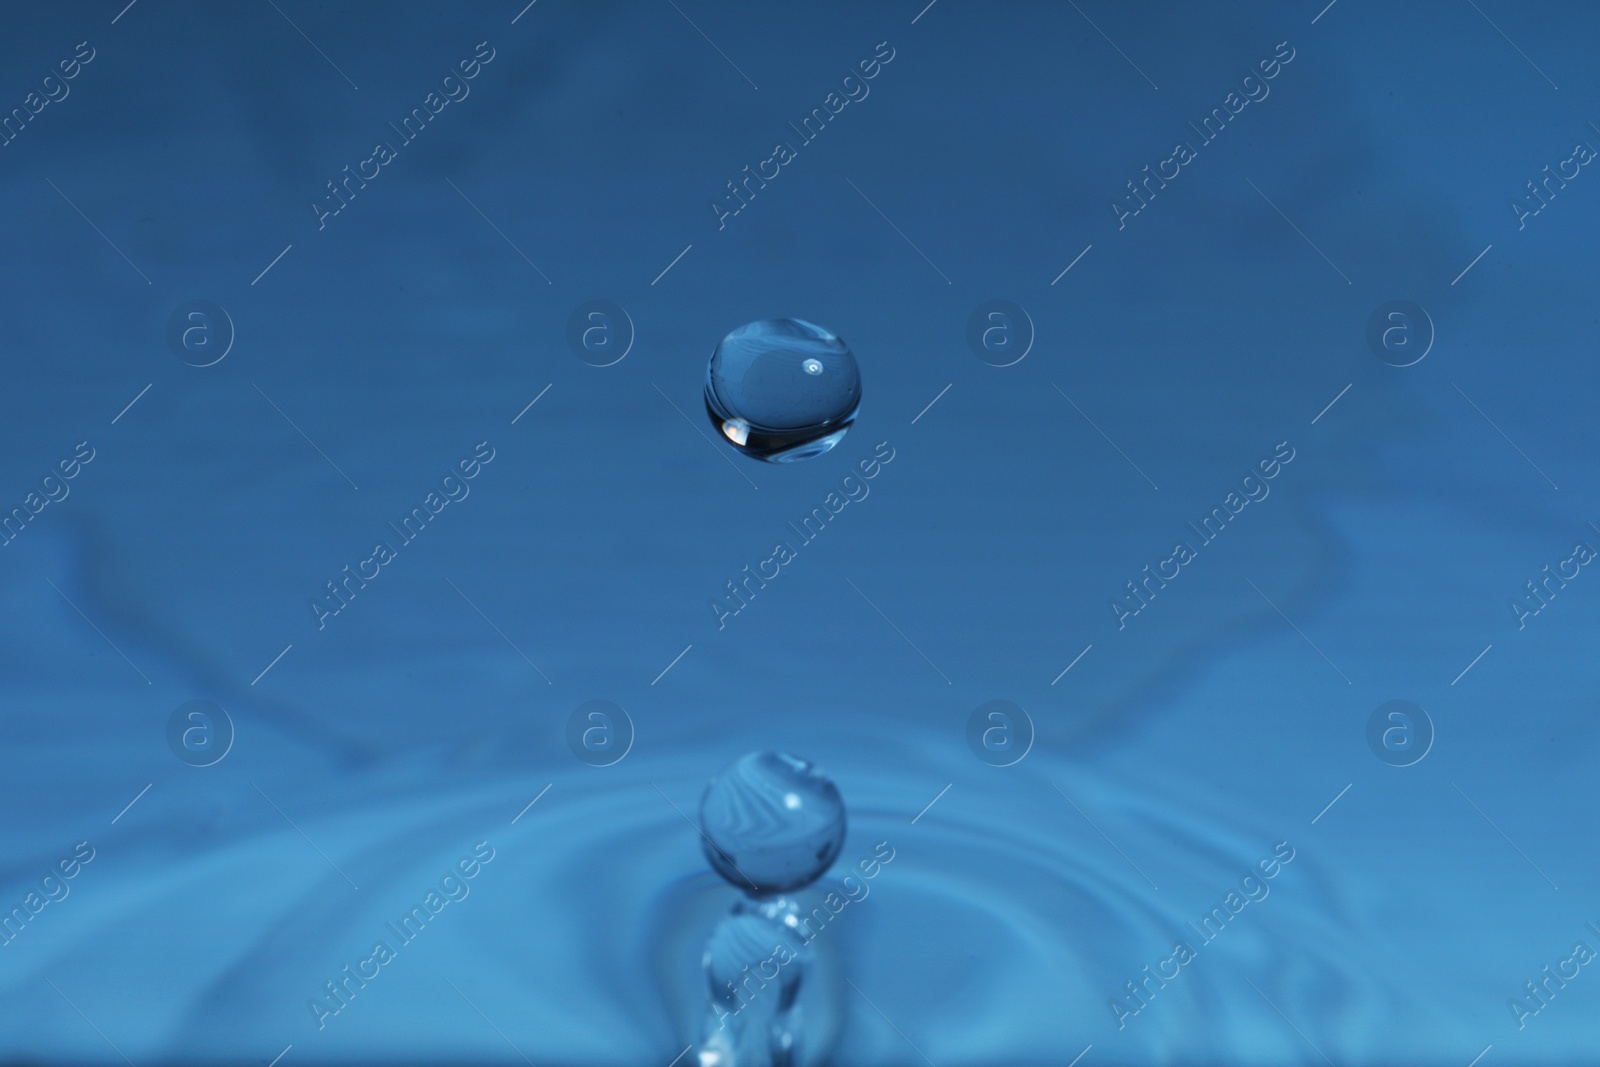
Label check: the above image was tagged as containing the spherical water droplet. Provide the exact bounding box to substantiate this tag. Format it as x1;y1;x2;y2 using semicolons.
704;319;861;463
700;751;846;894
703;912;799;1006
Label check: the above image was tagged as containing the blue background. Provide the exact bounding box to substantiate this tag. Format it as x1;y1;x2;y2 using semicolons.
1;0;1598;1062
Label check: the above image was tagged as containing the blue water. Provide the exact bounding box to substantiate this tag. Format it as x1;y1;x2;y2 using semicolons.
2;1;1599;1063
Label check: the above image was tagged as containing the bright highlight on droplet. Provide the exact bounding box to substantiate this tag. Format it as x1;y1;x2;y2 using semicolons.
704;319;861;463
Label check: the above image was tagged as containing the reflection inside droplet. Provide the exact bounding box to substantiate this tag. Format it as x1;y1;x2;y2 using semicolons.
704;319;861;463
699;751;846;895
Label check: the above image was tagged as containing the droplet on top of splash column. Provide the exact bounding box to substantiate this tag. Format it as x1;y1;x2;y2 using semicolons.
704;319;861;463
699;751;846;895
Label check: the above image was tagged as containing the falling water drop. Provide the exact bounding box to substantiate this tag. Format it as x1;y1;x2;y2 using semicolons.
704;319;861;463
